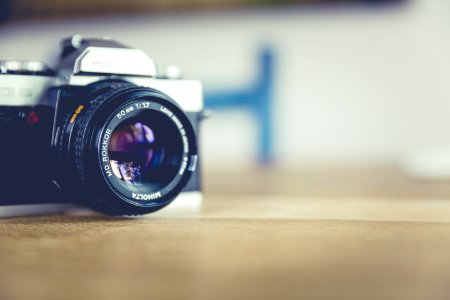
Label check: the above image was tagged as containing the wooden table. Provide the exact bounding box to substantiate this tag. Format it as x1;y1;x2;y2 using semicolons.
1;167;450;300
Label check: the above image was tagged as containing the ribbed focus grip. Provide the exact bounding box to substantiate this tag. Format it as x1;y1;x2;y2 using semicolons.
71;82;131;181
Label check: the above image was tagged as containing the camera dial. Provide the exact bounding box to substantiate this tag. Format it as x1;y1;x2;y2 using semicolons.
0;61;54;76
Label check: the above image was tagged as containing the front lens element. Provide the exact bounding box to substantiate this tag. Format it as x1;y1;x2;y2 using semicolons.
108;110;183;191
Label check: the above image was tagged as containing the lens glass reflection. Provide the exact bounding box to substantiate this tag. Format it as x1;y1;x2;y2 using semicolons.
108;110;183;190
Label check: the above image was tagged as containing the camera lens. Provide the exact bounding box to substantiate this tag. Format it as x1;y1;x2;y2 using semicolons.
108;110;183;191
59;80;197;215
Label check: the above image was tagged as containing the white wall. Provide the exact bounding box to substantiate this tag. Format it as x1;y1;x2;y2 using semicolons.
1;0;449;169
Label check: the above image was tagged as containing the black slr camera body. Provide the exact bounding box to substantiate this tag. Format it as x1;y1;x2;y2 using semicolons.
0;36;203;216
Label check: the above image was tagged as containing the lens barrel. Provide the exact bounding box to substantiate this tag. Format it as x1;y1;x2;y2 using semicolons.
59;81;197;215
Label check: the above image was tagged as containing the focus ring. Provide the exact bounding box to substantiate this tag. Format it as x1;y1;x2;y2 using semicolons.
71;82;133;215
72;82;132;181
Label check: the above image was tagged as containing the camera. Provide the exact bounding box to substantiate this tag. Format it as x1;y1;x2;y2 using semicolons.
0;35;203;216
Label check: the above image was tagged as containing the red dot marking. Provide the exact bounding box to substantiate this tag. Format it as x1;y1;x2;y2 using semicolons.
26;111;39;124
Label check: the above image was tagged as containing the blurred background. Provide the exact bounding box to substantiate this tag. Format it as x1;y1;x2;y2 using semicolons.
1;0;450;197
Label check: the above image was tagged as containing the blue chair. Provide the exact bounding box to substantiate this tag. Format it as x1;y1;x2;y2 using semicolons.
204;47;275;164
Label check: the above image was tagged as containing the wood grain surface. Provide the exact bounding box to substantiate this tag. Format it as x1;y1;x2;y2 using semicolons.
1;167;450;300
